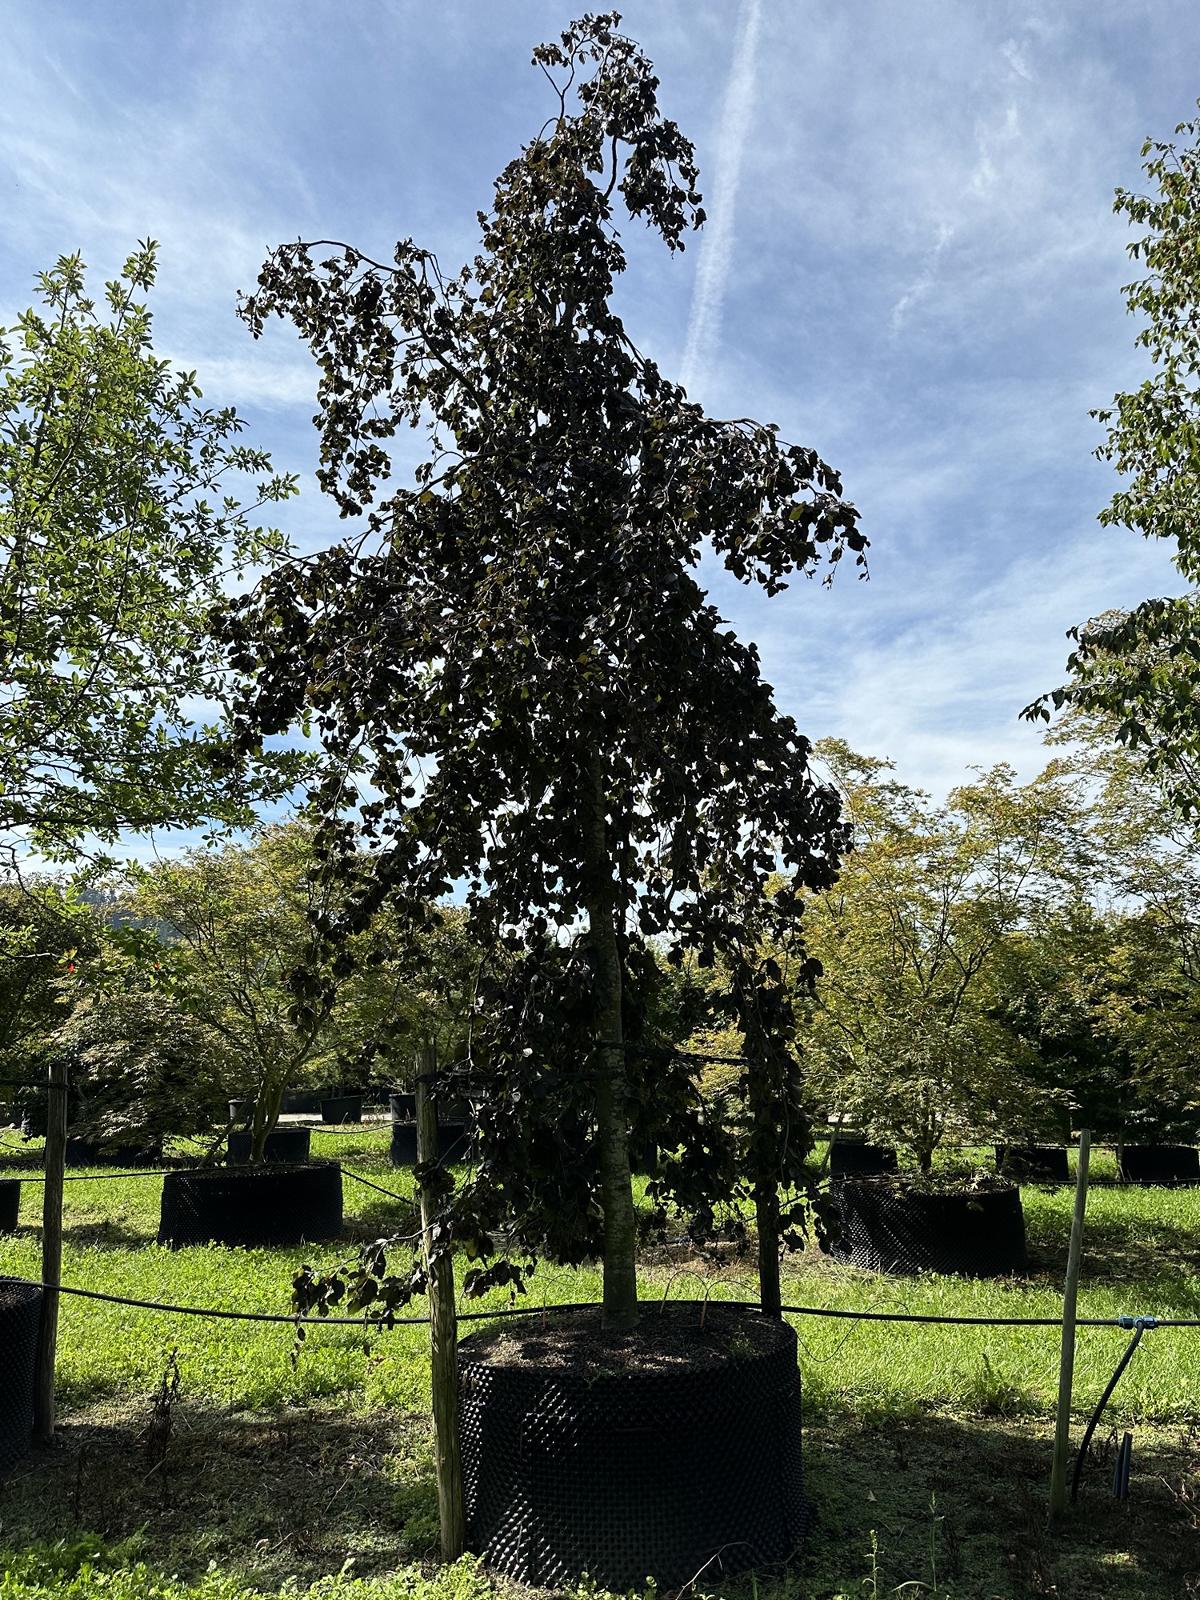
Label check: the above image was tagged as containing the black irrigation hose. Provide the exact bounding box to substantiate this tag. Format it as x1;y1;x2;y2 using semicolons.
14;1169;184;1184
2;1265;1198;1334
340;1167;412;1204
305;1122;391;1135
1070;1318;1154;1502
0;1274;597;1329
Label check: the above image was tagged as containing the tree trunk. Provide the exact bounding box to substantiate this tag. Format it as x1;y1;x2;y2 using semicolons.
583;750;639;1332
34;1055;68;1441
754;1181;782;1319
744;1023;783;1318
251;1077;284;1163
416;1043;465;1559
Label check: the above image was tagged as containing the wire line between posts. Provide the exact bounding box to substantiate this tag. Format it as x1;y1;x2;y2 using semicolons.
1;1274;1197;1330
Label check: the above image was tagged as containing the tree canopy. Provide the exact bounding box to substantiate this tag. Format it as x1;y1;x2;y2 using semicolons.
802;742;1085;1167
0;242;302;869
1026;107;1200;817
224;13;865;1327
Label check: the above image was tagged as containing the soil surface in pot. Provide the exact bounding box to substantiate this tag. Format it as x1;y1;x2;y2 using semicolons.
468;1300;783;1373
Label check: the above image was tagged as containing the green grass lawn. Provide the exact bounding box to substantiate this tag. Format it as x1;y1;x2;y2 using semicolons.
1;1135;1198;1599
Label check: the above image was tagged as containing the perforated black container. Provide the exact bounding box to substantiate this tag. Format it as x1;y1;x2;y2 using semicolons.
227;1127;312;1165
459;1303;804;1590
320;1095;362;1125
0;1280;40;1473
390;1121;468;1167
0;1180;19;1233
1120;1145;1200;1185
829;1140;898;1179
158;1161;343;1247
64;1138;160;1169
830;1178;1026;1276
995;1145;1070;1184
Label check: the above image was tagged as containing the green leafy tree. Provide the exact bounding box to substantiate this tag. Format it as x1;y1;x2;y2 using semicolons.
0;241;301;868
333;905;487;1092
223;14;864;1328
1026;107;1200;816
0;878;101;1129
803;742;1084;1170
1045;712;1200;1135
126;824;366;1160
51;973;229;1154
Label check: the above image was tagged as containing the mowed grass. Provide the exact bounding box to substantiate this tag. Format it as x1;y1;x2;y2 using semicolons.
1;1135;1197;1424
1;1133;1199;1598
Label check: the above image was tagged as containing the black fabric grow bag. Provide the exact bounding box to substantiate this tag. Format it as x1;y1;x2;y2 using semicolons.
158;1161;343;1247
320;1095;362;1125
829;1141;898;1179
282;1092;322;1115
389;1121;468;1167
1120;1145;1200;1185
0;1280;40;1473
459;1303;804;1590
830;1178;1026;1276
227;1127;312;1165
0;1180;19;1233
995;1145;1070;1184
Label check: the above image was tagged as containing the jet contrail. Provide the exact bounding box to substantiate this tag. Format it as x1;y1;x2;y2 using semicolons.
680;0;763;394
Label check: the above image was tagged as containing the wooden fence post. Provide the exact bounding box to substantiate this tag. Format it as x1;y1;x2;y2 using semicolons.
33;1055;68;1442
416;1043;465;1560
1049;1128;1091;1518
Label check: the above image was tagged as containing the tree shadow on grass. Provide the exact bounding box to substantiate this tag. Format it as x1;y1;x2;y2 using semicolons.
57;1217;159;1251
1026;1205;1200;1295
0;1402;435;1589
802;1410;1200;1600
2;1401;1199;1599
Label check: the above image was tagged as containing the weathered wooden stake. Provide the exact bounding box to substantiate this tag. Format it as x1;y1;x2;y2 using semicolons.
1049;1128;1091;1518
416;1043;465;1560
33;1055;68;1442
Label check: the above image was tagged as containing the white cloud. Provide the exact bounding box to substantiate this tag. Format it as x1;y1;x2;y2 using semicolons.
680;0;763;394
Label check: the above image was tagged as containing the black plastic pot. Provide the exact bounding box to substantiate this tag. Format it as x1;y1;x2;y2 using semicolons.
830;1178;1027;1276
389;1120;468;1167
282;1092;322;1115
17;1083;82;1140
0;1180;19;1233
995;1145;1070;1184
320;1094;363;1125
0;1280;41;1473
1119;1145;1200;1185
829;1140;898;1179
18;1107;45;1140
228;1099;255;1127
459;1302;804;1589
158;1161;343;1247
227;1127;312;1165
389;1091;417;1122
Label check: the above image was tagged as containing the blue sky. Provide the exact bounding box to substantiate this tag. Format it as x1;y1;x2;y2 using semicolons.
1;0;1193;802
